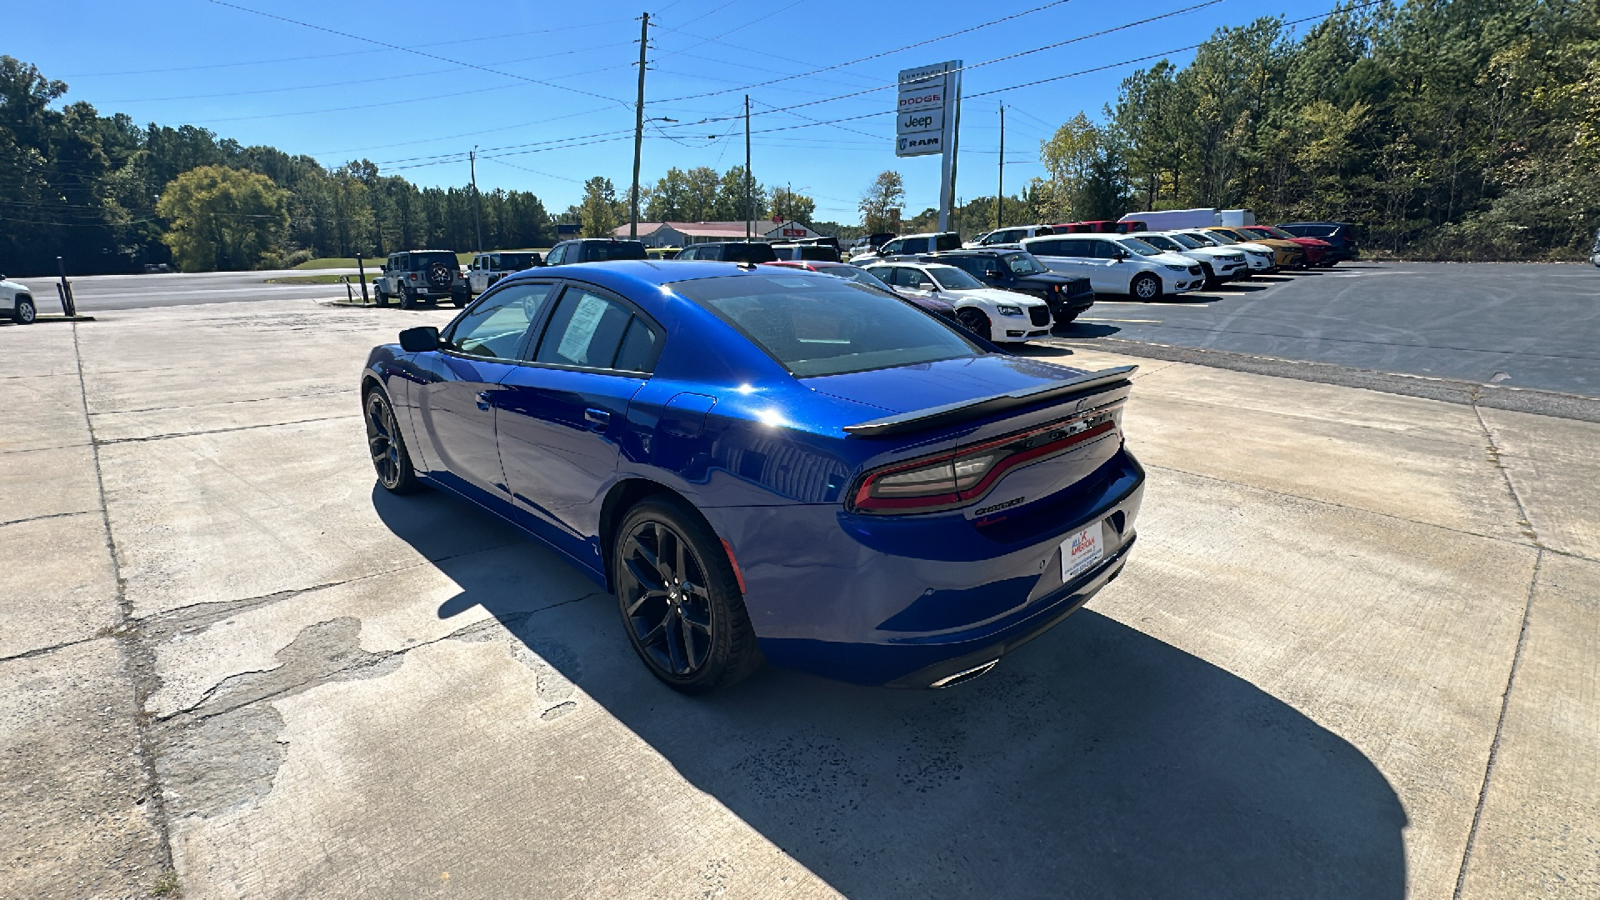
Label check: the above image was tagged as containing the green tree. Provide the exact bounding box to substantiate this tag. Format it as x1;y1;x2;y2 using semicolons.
713;166;765;221
579;176;619;237
768;185;816;223
681;166;721;220
859;170;905;233
155;165;288;271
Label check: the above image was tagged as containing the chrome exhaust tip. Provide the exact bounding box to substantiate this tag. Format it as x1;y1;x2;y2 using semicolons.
929;658;1000;689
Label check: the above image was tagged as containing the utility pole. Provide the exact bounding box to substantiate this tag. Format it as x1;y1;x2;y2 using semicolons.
997;102;1004;230
469;147;483;252
630;12;649;239
744;94;752;241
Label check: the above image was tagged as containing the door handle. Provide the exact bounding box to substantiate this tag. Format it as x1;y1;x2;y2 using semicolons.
476;391;492;411
584;408;611;430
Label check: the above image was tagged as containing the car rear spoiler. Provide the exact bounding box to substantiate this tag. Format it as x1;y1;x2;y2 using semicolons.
843;366;1137;438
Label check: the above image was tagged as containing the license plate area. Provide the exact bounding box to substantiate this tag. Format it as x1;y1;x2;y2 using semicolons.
1060;520;1105;583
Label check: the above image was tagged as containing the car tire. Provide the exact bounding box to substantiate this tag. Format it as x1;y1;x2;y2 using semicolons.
1199;263;1218;289
374;286;390;307
451;290;469;308
956;307;992;341
1130;272;1162;301
12;295;36;324
400;287;418;310
364;388;421;494
613;496;762;694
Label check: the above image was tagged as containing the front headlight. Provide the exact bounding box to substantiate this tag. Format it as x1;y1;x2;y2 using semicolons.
996;304;1024;317
1165;264;1187;272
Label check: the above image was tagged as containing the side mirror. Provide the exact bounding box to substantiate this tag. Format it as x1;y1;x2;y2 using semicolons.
1113;249;1129;261
399;326;440;353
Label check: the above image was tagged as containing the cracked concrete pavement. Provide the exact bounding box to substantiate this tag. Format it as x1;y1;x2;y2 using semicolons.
1;298;1595;898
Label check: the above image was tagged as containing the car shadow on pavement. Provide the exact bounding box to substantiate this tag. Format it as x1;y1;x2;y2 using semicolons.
381;485;1407;899
1050;322;1121;339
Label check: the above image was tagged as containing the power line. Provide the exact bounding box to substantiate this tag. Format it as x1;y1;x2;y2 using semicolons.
654;0;1076;104
60;18;635;78
203;0;632;109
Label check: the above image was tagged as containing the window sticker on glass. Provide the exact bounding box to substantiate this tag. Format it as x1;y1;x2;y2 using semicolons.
557;294;609;362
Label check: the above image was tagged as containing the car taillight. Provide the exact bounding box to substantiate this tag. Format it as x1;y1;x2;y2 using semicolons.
409;273;418;280
849;402;1124;515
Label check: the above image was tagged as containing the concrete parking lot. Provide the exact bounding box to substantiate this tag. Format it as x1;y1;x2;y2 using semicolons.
2;295;1596;898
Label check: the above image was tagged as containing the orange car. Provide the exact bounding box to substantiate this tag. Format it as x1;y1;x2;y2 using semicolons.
1202;226;1307;269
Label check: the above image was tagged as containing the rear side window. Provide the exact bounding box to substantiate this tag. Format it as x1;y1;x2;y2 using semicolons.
613;318;661;373
534;288;633;368
903;237;931;254
586;241;647;261
670;272;980;378
934;233;961;251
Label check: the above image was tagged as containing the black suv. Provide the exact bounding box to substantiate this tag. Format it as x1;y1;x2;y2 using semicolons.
675;241;779;263
1276;222;1361;263
545;239;649;265
923;249;1095;327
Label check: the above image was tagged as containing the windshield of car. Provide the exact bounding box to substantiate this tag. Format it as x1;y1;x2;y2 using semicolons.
589;241;648;261
411;252;457;269
670;273;979;378
1164;233;1203;249
924;265;984;290
1203;230;1239;244
1116;237;1163;256
1138;234;1181;251
1002;252;1046;275
1258;226;1297;239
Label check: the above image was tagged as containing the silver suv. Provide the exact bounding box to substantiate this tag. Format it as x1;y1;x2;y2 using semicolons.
373;250;469;308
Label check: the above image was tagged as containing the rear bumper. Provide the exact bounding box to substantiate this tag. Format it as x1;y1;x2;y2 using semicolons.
727;448;1146;687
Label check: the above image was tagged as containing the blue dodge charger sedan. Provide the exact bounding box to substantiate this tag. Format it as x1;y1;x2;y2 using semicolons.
361;260;1144;692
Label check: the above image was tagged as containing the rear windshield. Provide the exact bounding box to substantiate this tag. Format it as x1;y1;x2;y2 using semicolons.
410;252;457;269
584;241;648;261
499;253;538;269
722;243;779;263
669;272;980;378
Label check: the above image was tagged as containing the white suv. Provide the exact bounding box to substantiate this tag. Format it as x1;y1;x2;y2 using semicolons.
963;225;1060;249
0;274;37;324
1176;230;1278;274
1128;231;1248;286
864;261;1053;344
466;251;542;295
1019;234;1204;300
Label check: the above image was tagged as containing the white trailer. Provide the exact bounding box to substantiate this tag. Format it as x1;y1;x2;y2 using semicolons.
1220;208;1256;226
1118;208;1222;230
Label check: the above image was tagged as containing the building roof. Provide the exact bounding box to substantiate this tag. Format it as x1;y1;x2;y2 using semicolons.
614;220;820;240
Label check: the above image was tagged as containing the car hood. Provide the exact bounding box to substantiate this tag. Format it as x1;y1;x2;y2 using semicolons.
1230;242;1275;255
1140;251;1199;268
805;354;1089;415
0;279;25;292
943;286;1045;306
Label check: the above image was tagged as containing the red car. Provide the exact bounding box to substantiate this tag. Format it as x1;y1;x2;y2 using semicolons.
1053;220;1122;234
762;260;959;322
1237;225;1335;267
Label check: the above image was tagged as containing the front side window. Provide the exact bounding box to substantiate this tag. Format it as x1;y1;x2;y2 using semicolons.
533;288;635;369
1003;252;1045;275
900;268;934;291
670;272;980;378
447;282;556;360
881;240;904;255
546;244;568;265
1114;237;1162;256
925;265;983;290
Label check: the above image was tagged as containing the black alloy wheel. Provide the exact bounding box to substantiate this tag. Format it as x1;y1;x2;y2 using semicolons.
364;389;420;493
12;296;36;324
614;498;761;693
426;261;453;289
956;307;992;341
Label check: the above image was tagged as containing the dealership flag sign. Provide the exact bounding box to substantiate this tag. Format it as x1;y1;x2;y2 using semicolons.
896;61;963;231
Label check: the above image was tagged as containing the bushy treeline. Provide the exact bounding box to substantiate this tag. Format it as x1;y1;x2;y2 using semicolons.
0;56;554;274
1098;0;1600;258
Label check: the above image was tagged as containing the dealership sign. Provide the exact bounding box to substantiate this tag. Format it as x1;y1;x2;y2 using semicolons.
896;60;963;231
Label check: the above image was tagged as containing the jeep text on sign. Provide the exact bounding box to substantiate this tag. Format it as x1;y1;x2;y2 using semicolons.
897;109;944;136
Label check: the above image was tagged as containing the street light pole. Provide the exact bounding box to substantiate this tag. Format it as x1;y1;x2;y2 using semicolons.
744;94;752;241
997;102;1004;230
630;12;650;239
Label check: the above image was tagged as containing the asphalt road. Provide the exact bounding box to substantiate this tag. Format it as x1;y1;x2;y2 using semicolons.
11;260;1597;397
1063;261;1600;397
11;268;365;312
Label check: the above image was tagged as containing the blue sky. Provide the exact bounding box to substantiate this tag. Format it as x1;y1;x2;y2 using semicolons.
17;0;1343;222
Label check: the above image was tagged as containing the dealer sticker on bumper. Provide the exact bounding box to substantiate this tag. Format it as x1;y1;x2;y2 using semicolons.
1061;521;1105;583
